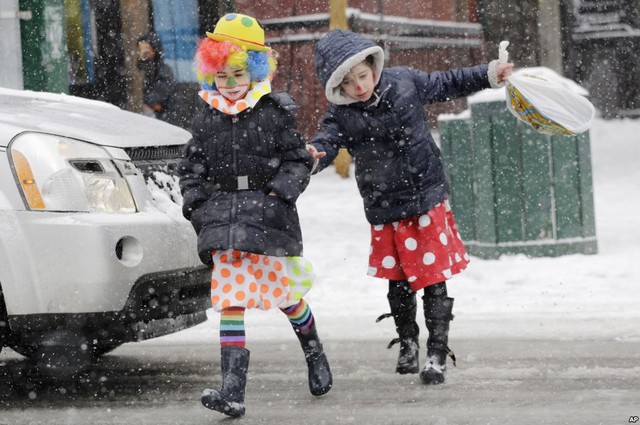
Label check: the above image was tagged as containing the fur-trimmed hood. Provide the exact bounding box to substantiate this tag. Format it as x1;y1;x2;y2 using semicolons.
314;30;385;105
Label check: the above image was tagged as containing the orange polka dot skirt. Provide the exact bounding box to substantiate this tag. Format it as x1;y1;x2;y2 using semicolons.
209;249;315;311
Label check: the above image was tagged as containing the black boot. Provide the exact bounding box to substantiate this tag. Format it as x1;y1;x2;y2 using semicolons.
385;280;420;374
294;321;333;396
201;346;249;417
421;286;455;385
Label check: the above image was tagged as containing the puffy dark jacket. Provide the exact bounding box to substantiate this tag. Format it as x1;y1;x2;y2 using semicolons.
179;92;312;265
141;62;180;124
311;31;491;225
137;33;180;126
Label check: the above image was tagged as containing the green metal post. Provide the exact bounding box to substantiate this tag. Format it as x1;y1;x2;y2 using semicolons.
19;0;69;93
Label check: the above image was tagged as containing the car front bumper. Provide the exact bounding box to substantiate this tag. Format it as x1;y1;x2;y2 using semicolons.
0;208;204;315
7;265;211;346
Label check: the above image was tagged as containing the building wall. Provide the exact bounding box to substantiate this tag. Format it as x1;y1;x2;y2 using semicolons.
569;0;640;117
233;0;477;21
477;0;640;118
17;0;637;123
476;0;542;67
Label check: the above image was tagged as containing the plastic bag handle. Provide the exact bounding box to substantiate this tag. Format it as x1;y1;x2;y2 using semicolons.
499;41;510;64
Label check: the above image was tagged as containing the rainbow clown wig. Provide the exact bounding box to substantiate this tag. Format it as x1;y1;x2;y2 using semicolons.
194;38;277;91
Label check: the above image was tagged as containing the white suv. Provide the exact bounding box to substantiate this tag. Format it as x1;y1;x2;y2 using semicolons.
0;88;208;376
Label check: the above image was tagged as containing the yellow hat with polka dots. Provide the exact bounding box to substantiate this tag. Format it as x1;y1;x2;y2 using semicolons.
206;13;269;52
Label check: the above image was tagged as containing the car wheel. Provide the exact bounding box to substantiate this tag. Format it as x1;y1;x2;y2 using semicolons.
13;330;93;379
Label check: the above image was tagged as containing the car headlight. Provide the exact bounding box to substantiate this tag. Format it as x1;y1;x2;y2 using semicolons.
9;132;137;213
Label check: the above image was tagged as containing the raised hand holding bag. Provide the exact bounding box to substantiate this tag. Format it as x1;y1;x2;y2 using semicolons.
500;41;596;136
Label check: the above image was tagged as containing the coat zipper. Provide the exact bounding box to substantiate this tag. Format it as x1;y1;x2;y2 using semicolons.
230;114;239;247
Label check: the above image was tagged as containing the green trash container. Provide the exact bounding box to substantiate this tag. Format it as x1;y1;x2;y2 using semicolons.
438;98;597;259
19;0;69;93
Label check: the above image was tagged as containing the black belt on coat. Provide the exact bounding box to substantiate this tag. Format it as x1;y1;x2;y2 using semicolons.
214;174;272;191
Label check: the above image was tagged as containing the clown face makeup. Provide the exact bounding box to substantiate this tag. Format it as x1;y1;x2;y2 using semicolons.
340;61;376;102
215;65;251;101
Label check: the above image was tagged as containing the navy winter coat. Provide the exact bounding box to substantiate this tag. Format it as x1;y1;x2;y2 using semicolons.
311;30;492;225
179;93;312;265
137;32;180;127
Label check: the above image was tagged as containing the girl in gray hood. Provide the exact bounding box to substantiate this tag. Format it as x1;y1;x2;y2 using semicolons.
308;29;513;385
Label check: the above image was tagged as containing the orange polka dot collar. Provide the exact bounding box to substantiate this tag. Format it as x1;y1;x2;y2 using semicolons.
198;80;271;115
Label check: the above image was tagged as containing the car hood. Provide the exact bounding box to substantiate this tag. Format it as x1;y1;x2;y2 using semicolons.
0;88;191;148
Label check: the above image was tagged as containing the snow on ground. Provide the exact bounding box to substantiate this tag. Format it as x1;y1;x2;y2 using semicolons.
154;116;640;346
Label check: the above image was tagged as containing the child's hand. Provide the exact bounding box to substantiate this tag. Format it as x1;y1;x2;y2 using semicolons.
306;144;327;160
497;62;514;83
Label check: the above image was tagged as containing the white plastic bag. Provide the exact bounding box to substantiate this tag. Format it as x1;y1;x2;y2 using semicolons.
499;42;596;136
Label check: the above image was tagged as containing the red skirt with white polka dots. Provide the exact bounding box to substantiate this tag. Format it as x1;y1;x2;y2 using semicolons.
367;199;470;292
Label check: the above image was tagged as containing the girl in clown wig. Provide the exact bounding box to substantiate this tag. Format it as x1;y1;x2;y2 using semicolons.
178;13;332;418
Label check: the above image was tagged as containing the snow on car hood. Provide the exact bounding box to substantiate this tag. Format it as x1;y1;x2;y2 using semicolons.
0;88;191;148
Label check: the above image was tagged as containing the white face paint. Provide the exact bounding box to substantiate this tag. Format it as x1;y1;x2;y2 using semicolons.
215;65;251;101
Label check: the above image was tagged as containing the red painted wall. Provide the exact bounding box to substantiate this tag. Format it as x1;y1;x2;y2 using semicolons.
233;0;479;22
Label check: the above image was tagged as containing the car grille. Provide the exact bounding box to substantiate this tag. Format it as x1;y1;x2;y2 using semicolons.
125;145;183;174
125;145;184;204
